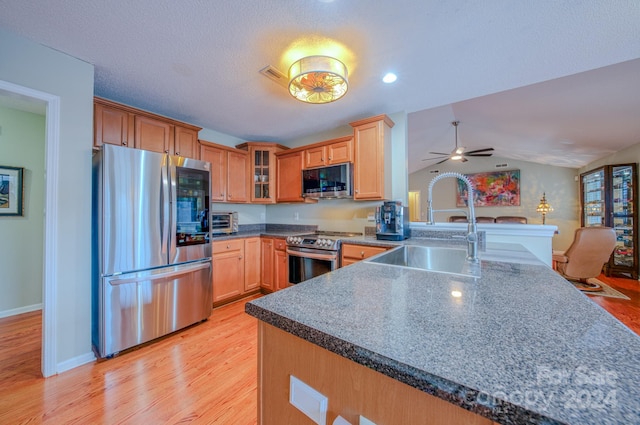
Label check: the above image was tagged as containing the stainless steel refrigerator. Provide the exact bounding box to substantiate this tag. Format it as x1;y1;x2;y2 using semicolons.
92;144;212;358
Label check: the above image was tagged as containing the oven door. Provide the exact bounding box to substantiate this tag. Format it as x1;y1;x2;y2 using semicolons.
287;247;339;284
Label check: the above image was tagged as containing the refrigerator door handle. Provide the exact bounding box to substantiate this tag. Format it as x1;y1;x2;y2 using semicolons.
169;158;178;261
107;261;211;286
160;162;170;256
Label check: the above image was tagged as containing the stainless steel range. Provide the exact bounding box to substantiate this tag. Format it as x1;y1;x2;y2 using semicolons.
286;231;362;284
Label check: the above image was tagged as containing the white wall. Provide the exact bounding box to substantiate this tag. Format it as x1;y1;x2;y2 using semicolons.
580;142;640;174
0;106;45;315
0;28;94;369
409;156;580;251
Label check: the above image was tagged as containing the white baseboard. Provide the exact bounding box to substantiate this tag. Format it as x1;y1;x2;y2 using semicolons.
0;303;42;319
56;351;96;374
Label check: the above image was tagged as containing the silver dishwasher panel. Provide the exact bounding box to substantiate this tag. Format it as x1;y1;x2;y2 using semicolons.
97;259;212;358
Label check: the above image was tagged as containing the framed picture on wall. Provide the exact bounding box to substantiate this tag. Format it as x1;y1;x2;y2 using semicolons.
0;165;24;216
456;169;520;207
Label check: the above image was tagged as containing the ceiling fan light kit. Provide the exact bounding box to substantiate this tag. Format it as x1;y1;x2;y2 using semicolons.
288;55;349;104
423;121;494;164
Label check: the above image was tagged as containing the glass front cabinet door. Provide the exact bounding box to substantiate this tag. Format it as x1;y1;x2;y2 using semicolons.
236;142;287;204
580;163;638;279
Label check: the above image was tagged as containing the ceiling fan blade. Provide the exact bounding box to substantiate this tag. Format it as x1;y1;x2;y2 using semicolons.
435;158;450;165
461;157;469;163
465;153;494;157
428;151;451;156
465;148;494;154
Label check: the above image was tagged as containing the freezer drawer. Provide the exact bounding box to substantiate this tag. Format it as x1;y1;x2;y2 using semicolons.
94;260;212;358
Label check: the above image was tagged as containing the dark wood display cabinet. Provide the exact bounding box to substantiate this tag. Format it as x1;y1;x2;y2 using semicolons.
580;163;638;278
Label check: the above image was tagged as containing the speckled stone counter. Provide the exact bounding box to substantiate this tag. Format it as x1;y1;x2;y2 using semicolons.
210;223;316;241
246;239;640;424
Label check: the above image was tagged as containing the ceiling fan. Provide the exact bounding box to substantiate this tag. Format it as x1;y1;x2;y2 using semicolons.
423;121;494;164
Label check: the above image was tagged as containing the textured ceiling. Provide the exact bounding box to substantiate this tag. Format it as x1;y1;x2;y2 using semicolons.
0;0;639;172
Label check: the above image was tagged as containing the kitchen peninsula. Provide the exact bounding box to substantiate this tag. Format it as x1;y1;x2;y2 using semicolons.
246;238;640;425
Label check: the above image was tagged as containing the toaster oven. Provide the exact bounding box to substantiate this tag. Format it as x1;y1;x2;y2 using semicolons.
210;211;238;234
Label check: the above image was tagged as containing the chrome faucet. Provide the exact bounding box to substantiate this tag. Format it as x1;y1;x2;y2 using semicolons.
426;172;478;262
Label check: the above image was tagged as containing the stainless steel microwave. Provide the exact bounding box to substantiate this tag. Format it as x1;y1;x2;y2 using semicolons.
210;211;238;234
302;163;353;199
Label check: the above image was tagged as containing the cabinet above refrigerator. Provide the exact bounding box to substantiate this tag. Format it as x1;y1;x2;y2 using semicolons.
580;163;638;279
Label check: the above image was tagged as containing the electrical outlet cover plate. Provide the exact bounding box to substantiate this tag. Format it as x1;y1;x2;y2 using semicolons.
290;375;328;425
359;415;377;425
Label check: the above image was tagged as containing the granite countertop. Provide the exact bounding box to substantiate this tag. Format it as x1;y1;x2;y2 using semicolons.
245;238;640;424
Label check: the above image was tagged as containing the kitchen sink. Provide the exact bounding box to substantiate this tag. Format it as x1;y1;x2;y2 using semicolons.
364;245;481;278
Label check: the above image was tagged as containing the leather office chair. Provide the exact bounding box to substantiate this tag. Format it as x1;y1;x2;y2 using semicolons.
552;227;616;291
495;216;527;224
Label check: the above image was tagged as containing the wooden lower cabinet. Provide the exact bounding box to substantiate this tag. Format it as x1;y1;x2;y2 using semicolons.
341;243;391;267
261;237;289;292
212;238;260;306
261;238;275;292
274;243;289;290
244;237;261;292
258;323;496;425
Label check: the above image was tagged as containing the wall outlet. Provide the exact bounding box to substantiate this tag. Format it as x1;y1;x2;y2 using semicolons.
359;415;377;425
290;375;328;425
294;212;299;221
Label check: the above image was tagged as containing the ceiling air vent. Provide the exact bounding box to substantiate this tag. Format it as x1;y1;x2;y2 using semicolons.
259;65;289;88
429;170;440;174
495;163;509;168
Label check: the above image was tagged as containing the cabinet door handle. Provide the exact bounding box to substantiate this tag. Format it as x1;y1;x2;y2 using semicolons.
176;151;180;156
164;149;169;154
360;251;365;258
122;141;127;146
239;256;243;260
227;244;230;249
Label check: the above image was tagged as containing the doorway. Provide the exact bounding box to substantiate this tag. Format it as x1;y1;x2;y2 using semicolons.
408;190;422;222
0;79;61;377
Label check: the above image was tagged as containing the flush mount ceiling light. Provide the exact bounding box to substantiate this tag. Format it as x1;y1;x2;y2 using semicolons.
288;55;348;104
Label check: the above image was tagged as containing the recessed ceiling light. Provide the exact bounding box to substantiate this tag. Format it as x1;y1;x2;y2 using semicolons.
382;73;397;83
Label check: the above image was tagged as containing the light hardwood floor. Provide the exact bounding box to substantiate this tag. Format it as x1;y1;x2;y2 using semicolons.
0;294;261;425
1;275;639;424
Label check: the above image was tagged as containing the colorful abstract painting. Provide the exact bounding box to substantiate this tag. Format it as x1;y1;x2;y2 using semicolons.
456;170;520;207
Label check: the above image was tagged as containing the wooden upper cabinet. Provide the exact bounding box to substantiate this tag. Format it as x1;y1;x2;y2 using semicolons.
94;102;133;147
303;137;353;169
276;150;304;202
135;115;173;154
327;137;353;165
350;115;394;200
200;143;227;202
227;150;249;203
174;126;199;159
236;142;289;204
93;97;201;159
201;140;248;203
304;145;327;169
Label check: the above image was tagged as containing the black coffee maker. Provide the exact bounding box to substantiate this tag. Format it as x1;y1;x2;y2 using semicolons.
375;201;410;241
